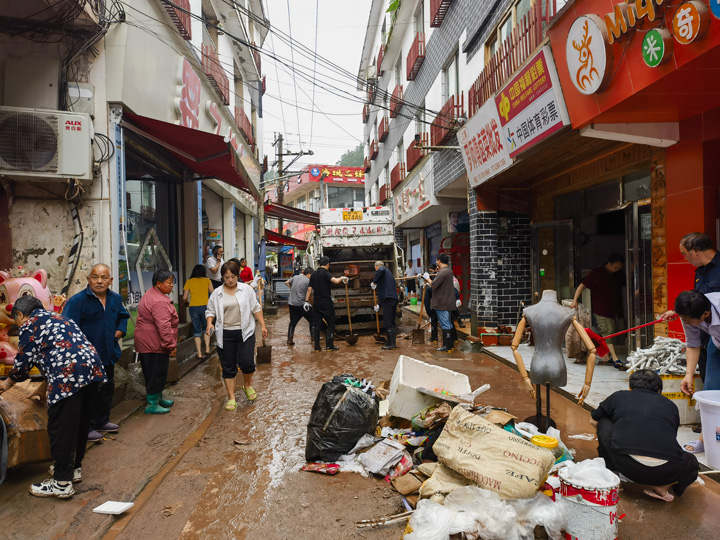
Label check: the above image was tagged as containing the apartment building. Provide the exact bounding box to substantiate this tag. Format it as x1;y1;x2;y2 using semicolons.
0;0;267;310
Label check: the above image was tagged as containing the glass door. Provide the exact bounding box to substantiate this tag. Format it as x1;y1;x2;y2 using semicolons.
532;220;574;303
624;202;653;351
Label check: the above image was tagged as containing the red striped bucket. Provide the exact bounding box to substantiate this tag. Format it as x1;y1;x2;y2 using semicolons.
559;469;620;540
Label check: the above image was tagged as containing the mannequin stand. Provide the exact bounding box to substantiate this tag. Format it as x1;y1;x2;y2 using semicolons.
524;384;556;431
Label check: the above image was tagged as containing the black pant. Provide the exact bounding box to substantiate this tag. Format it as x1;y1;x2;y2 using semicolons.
289;304;313;333
313;301;335;348
139;352;170;394
596;417;699;496
382;298;397;332
211;279;222;289
218;329;256;378
47;383;96;482
91;363;114;430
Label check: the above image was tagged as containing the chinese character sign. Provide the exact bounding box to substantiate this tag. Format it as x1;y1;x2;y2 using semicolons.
176;58;201;129
672;1;710;45
458;99;512;188
494;47;568;158
306;165;365;184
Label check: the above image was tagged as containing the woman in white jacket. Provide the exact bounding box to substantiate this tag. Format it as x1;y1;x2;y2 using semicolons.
206;260;268;410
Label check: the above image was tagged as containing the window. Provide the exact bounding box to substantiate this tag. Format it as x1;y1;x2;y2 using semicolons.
395;59;402;87
327;187;363;209
442;53;459;103
235;74;244;107
396;141;404;165
484;1;532;65
296;195;306;211
414;1;424;33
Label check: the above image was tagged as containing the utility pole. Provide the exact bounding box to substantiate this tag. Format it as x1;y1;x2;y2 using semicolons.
271;132;314;235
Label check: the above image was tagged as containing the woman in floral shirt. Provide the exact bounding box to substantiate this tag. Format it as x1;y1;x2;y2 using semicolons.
0;296;106;499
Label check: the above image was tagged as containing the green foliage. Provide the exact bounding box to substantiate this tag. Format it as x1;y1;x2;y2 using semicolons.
386;0;400;12
336;143;364;167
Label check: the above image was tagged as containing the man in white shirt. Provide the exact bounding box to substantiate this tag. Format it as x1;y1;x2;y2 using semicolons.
206;245;224;289
404;260;419;301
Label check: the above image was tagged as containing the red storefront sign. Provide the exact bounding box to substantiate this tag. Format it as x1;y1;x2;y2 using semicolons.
547;0;720;128
307;165;365;182
176;58;201;129
494;47;568;157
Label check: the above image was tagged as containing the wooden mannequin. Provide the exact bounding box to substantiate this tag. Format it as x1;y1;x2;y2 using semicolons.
511;290;597;429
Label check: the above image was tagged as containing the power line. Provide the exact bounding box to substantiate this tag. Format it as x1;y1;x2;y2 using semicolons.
285;0;303;150
309;0;319;151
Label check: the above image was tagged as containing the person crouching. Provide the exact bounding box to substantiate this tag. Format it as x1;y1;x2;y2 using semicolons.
0;296;107;499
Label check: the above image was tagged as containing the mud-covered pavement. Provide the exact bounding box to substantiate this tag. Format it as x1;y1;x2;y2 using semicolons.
2;308;720;540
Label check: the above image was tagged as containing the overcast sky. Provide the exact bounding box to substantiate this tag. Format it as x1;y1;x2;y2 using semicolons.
261;0;370;171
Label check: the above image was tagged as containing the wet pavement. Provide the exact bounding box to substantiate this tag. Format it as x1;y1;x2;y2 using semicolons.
1;307;720;539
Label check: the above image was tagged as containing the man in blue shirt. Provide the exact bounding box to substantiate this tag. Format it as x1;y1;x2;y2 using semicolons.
63;263;130;441
371;261;398;350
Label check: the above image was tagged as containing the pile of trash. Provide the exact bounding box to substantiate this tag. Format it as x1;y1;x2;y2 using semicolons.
301;356;621;540
625;337;689;374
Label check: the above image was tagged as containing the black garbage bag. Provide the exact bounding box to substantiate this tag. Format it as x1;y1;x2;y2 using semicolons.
305;375;379;462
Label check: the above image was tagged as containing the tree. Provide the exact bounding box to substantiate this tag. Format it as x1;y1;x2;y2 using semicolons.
336;144;364;167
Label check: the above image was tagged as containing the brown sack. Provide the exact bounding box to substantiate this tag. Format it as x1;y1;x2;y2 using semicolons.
432;406;555;500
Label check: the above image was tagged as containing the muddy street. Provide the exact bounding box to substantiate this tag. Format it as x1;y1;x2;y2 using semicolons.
2;309;720;540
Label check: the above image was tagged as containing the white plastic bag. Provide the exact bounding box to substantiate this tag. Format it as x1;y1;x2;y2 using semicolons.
444;486;519;540
509;493;568;540
403;499;454;540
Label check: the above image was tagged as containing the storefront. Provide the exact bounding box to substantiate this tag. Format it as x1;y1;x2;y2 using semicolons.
546;0;720;342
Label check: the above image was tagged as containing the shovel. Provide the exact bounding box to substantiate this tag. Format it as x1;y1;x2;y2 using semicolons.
256;280;272;363
585;316;675;358
372;289;386;343
344;281;359;345
412;286;427;345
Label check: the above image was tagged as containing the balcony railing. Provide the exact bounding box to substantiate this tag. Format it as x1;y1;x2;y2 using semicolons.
379;184;390;204
362;103;370;124
430;0;453;27
406;32;426;81
378;115;389;142
390;84;404;118
161;0;192;39
377;45;385;76
201;44;230;105
370;139;379;160
235;106;253;147
390;162;406;190
468;1;556;117
431;92;464;147
364;157;371;172
406;133;429;172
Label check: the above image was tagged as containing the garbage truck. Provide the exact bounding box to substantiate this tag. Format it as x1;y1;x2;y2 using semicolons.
307;207;404;332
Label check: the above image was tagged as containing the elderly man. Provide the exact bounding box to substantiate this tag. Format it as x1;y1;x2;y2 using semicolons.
423;254;456;352
371;261;398;350
285;267;313;345
305;256;348;352
63;263;130;442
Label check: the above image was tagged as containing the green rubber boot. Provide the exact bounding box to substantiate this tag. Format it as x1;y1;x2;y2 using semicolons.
159;393;174;408
145;393;170;414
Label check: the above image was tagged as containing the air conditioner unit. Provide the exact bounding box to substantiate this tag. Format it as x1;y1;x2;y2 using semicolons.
0;106;93;180
367;65;377;82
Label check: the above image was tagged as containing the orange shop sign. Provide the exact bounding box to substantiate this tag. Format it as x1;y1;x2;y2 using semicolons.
565;0;714;95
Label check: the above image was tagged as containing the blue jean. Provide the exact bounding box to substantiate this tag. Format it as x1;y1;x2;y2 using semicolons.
436;310;452;330
705;340;720;390
189;305;206;337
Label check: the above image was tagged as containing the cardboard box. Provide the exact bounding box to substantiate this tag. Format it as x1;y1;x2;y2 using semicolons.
484;409;518;427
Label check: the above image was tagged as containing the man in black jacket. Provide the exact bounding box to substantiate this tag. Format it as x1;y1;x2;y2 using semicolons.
423;254;456;352
371;261;398;350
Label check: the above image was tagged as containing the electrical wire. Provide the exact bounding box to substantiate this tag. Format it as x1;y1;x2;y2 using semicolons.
285;0;303;149
309;0;319;151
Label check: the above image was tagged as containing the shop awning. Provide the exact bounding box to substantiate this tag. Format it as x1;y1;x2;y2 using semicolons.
263;202;319;225
122;112;259;200
265;230;308;248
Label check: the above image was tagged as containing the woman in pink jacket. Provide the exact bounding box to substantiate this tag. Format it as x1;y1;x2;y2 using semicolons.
135;270;179;414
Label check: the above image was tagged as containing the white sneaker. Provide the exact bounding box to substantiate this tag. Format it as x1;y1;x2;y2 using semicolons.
48;465;82;483
29;478;75;499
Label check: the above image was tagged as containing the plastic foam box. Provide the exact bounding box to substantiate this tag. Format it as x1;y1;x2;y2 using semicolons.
387;355;472;420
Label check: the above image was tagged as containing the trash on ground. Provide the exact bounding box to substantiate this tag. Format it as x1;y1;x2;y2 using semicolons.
93;501;135;515
626;337;689;374
567;433;596;440
301;462;340;475
359;438;406;475
305;374;379;462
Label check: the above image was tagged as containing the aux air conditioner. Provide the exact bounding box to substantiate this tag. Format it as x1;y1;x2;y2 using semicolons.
367;65;377;82
0;106;93;180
